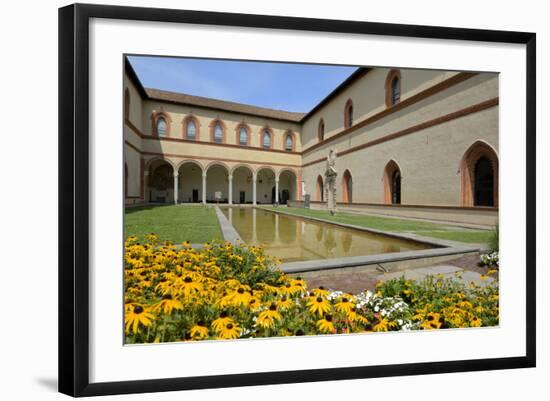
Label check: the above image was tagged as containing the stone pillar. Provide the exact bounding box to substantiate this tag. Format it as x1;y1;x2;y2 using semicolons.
173;171;179;204
144;171;149;202
228;174;233;205
252;173;257;205
275;177;279;204
202;172;207;205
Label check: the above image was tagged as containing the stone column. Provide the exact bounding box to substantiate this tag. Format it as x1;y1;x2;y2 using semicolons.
202;172;207;205
228;174;233;205
252;172;257;205
275;177;279;204
144;171;149;202
173;171;179;204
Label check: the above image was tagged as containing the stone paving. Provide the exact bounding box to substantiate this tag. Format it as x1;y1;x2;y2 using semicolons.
296;263;495;294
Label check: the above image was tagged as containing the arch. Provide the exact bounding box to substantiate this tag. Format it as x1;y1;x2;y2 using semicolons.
124;88;130;121
256;166;276;204
344;99;353;129
259;126;274;150
316;175;324;202
460;140;499;207
342;169;353;203
150;111;172;137
205;160;231;174
209;118;227;144
231;165;254;204
235;123;251;146
255;165;277;176
383;160;402;204
182;115;201;141
318;118;325;141
230;163;254;176
206;163;229;203
283;130;296;151
385;69;401;107
278;169;298;204
144;156;176;172
175;158;203;172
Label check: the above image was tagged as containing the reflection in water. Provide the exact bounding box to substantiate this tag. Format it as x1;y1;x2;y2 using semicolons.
221;207;431;263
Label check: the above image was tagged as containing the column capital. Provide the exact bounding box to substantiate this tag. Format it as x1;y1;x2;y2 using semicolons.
202;172;207;178
173;172;179;178
275;177;280;183
228;174;233;180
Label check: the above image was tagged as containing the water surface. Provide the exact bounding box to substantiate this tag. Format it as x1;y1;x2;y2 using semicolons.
221;207;431;262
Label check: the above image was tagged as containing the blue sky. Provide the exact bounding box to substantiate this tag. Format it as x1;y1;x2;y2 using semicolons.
127;56;358;113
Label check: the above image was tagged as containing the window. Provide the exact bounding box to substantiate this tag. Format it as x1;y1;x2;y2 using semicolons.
391;77;401;105
318;119;325;141
239;127;248;146
262;130;271;149
344;99;353;129
474;157;494;206
186;120;196;140
285;134;293;151
156;117;167;137
213;122;223;143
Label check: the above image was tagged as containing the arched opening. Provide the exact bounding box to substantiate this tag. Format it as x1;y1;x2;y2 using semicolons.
342;169;353;203
178;161;203;203
385;69;401;107
318;118;325;141
383;160;402;205
232;165;253;204
460;141;499;207
284;132;295;152
183;116;200;141
148;159;174;203
151;112;171;137
261;129;272;149
316;175;324;202
206;164;229;203
235;124;250;146
256;167;276;204
344;99;353;129
279;170;298;204
210;120;226;144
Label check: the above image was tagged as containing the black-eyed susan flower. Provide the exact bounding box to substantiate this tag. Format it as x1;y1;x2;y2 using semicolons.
307;296;331;316
151;294;183;315
218;322;241;340
316;314;335;334
125;304;155;334
212;312;234;332
256;303;282;329
190;321;209;339
334;296;355;314
277;296;293;310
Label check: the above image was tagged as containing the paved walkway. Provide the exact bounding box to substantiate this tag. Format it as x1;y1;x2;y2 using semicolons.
297;263;494;294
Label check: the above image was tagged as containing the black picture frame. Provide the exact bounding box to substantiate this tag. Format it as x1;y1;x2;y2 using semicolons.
58;3;536;397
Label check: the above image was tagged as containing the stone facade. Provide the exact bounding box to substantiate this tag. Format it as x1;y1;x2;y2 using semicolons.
124;58;499;220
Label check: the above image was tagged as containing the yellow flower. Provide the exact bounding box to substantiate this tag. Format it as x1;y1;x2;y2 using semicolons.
334;296;355;314
373;318;396;332
470;316;482;327
316;315;335;334
190;322;209;339
218;322;241;340
212;313;234;332
151;294;183;314
125;304;155;334
420;312;443;330
309;286;329;297
277;296;294;310
347;309;369;324
257;303;282;329
307;296;331;316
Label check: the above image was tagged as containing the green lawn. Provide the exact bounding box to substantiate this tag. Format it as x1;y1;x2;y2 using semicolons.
125;205;223;244
267;207;493;245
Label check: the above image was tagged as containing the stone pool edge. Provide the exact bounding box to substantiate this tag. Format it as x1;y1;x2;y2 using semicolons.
256;206;480;274
214;206;242;244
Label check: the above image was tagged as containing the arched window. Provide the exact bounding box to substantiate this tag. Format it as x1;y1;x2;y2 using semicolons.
156;117;167;137
262;130;271;149
384;160;402;205
460;141;499;207
318;118;325;141
186;120;196;140
316;175;324;202
284;133;294;151
344;99;353;129
213;122;223;143
342;170;353;203
385;69;402;107
239;127;248;146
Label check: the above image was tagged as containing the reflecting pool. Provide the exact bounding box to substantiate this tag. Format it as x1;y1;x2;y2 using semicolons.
221;207;432;262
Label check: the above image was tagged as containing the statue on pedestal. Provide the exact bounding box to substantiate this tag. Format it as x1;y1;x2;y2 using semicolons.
324;149;338;215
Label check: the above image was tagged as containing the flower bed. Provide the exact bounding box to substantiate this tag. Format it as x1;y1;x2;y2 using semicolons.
124;235;499;343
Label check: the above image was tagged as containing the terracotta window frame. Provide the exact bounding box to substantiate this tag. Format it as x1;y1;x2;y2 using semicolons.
385;69;402;107
260;127;274;150
460;140;499;207
283;130;295;152
318;118;325;142
151;111;172;137
182;115;201;141
209;118;227;144
342;169;353;203
344;99;353;129
235;123;251;146
383;160;402;204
